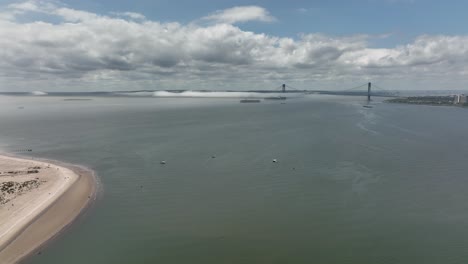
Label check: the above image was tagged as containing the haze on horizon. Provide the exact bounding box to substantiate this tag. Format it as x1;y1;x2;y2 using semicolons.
1;0;468;92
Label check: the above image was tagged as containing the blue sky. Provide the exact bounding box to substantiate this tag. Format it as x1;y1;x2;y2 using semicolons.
1;0;468;91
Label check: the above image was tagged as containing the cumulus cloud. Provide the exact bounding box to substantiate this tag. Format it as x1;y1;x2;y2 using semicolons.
0;0;467;91
202;6;276;24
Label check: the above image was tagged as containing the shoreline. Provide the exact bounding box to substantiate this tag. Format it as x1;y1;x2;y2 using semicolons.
0;154;99;264
386;96;468;108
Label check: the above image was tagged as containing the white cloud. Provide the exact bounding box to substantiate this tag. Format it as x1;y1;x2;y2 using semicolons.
111;11;146;20
202;6;276;24
8;1;39;12
0;1;468;91
297;8;308;13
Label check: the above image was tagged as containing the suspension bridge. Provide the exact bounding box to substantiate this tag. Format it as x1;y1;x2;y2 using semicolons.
250;82;398;100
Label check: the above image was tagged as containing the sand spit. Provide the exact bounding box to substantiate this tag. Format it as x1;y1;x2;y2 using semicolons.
0;155;97;264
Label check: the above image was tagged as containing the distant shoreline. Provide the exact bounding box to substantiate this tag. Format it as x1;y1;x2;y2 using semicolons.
386;96;468;108
0;154;98;264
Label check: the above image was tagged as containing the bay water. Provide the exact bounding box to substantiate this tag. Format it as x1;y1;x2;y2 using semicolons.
1;94;468;263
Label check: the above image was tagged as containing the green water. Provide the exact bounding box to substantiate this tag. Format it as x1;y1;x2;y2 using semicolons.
1;95;468;264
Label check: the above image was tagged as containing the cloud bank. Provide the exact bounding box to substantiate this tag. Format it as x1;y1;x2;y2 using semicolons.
0;0;468;91
152;91;289;98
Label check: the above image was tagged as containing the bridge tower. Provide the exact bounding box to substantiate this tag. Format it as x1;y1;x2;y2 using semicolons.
367;82;371;101
282;84;286;93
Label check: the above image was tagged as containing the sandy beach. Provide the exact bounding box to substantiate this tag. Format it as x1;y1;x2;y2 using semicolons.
0;154;97;264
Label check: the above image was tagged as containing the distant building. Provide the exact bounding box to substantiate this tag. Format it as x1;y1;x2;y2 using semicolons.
454;94;468;104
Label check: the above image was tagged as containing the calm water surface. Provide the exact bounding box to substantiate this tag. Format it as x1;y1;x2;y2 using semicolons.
1;95;468;264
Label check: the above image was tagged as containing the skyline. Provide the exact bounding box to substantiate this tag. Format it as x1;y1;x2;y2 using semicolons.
1;0;468;91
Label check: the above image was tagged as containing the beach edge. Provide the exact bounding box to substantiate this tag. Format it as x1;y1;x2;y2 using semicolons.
0;154;99;264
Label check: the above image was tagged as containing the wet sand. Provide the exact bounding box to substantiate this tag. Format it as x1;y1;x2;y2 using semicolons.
0;155;97;264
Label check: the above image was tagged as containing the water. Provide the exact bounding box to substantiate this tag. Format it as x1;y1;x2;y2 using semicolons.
1;95;468;264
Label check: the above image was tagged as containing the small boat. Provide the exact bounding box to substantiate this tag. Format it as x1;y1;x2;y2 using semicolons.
272;159;278;163
264;96;287;100
240;99;261;103
160;160;166;165
363;105;373;108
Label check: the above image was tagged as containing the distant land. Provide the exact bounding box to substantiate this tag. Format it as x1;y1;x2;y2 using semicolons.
0;89;448;97
1;89;468;99
386;96;468;107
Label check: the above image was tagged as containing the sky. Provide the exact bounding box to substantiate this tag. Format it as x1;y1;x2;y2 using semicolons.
1;0;468;91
